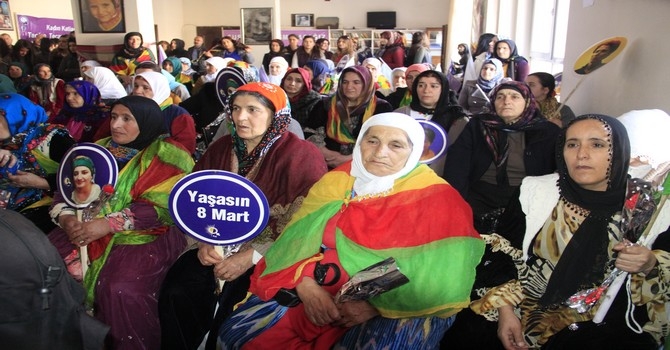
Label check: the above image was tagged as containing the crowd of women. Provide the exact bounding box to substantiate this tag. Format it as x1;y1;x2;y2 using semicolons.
1;29;670;350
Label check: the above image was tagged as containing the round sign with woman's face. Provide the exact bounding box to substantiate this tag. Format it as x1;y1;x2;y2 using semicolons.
416;119;448;164
58;143;118;208
573;36;627;75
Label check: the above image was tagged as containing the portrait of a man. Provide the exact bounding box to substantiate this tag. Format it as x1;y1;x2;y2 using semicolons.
574;37;626;75
79;0;125;33
241;8;272;44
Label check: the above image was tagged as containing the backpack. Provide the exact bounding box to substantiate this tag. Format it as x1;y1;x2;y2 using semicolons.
0;210;109;350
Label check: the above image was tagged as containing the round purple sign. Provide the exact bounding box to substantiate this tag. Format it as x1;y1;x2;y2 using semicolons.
415;119;448;164
57;143;118;209
169;170;270;245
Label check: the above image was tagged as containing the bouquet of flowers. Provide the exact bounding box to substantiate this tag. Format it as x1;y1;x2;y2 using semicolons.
335;257;409;303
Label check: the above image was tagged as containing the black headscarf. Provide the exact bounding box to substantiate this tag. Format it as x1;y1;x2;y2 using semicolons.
119;32;145;59
410;69;465;131
539;114;630;307
110;95;167;151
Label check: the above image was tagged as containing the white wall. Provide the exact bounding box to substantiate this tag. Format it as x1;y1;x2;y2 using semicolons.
562;0;670;116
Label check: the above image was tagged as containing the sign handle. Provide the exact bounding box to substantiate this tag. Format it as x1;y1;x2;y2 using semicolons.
77;209;89;278
215;245;225;291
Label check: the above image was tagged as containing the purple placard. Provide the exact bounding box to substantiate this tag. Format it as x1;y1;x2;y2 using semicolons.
169;170;269;245
222;28;328;46
16;14;75;41
58;143;118;209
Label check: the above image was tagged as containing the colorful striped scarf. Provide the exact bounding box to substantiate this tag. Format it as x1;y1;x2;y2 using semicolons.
83;137;194;305
326;95;378;145
252;163;484;318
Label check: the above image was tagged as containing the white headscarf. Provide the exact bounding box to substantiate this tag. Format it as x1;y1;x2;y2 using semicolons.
268;56;289;86
80;60;101;70
351;112;425;197
83;66;127;99
618;109;670;178
391;67;407;90
203;57;233;82
135;71;171;105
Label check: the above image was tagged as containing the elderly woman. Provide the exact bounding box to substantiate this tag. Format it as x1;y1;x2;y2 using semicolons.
304;65;392;168
82;66;127;104
267;56;289;86
132;71;196;154
0;93;75;234
52;80;110;142
28;63;66;119
48;95;194;350
525;72;576;127
443;81;560;234
158;82;327;349
459;115;670;350
191;56;231;95
218;113;484;349
390;67;407;91
7;62;32;95
459;58;505;115
281;67;322;129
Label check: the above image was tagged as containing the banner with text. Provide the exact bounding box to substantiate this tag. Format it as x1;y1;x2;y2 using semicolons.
16;14;75;41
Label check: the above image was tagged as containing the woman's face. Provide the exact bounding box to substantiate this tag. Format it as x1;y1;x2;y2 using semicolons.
163;61;174;73
132;76;154;99
18;47;29;57
458;45;465;54
110;104;140;145
8;65;22;78
282;72;304;97
337;39;347;49
525;75;548;102
319;40;329;51
231;94;273;149
393;74;406;89
302;38;315;51
270;42;281;52
360;126;412;176
88;0;120;26
222;39;234;50
127;35;142;49
364;64;378;78
416;76;441;108
480;63;497;81
80;65;93;73
405;71;421;91
494;88;526;123
170;41;177;50
269;62;283;76
563;119;611;191
65;85;85;108
488;37;498;53
73;165;93;191
205;62;217;75
341;71;365;101
37;65;52;80
496;42;511;59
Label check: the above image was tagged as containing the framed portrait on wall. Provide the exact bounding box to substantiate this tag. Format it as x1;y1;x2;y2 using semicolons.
79;0;126;33
0;0;13;30
292;14;314;27
240;8;272;45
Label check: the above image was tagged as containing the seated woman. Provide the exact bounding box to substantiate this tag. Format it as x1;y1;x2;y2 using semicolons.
48;95;194;350
262;39;286;74
281;67;322;129
28;63;66;120
468;115;670;350
304;65;392;169
384;63;430;110
158;82;327;350
0;93;75;234
267;56;289;86
207;36;254;64
492;39;529;82
191;56;231;95
7;62;32;95
51;80;110;143
82;66;127;104
218;113;485;349
525;72;576;127
362;57;392;97
132;71;197;154
162;56;193;90
109;32;156;88
458;58;504;115
390;67;407;92
443;81;560;234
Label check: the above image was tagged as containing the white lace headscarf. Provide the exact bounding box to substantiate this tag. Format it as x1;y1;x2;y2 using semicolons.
203;57;233;82
268;56;289;86
84;66;127;99
135;71;171;105
351;112;425;197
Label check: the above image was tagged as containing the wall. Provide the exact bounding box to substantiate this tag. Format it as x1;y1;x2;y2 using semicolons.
562;0;670;116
